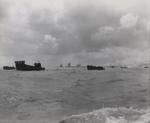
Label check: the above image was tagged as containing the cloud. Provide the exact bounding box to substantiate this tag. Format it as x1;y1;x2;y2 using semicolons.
0;0;5;20
0;0;149;67
120;13;138;28
33;2;121;54
0;0;13;21
74;47;150;67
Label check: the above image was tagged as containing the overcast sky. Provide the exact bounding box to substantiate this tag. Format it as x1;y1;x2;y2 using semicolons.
0;0;149;67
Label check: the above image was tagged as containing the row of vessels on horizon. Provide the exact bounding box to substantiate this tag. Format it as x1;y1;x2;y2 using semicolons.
3;60;149;71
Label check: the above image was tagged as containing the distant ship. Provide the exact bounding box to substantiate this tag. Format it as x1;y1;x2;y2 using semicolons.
87;65;105;70
3;66;15;70
15;61;45;71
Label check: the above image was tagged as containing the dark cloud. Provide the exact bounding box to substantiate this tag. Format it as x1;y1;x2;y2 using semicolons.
32;3;148;55
29;3;121;55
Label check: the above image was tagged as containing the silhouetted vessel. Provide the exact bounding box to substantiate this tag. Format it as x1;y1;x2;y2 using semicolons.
60;64;63;67
15;61;45;71
3;66;15;70
67;62;71;67
87;65;105;70
120;66;128;69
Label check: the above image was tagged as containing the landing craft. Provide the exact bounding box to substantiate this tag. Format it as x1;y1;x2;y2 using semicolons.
15;61;45;71
120;66;128;69
3;66;15;70
60;64;63;67
87;65;105;70
67;62;71;67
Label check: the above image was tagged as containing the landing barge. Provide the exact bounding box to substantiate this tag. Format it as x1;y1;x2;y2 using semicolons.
15;61;45;71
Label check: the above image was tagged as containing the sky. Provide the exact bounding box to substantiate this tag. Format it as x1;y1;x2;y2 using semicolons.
0;0;149;68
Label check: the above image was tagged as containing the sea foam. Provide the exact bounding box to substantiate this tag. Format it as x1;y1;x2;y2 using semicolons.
60;107;150;123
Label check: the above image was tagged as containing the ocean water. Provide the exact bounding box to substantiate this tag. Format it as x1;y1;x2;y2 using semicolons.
61;107;150;123
0;67;149;123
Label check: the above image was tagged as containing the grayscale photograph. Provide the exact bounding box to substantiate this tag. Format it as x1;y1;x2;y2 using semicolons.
0;0;149;123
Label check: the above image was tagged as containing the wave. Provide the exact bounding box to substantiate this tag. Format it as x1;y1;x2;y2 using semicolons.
60;107;150;123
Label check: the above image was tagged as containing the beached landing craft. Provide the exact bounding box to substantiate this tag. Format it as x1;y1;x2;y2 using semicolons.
15;61;45;71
